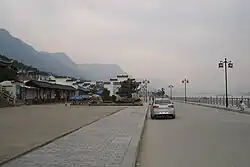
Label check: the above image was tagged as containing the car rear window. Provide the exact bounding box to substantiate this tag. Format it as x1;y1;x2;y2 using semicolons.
155;100;172;104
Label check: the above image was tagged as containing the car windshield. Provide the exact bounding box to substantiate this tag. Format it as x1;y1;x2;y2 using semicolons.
155;100;172;105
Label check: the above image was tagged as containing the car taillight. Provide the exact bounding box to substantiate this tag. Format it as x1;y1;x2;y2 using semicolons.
168;105;174;108
153;106;159;108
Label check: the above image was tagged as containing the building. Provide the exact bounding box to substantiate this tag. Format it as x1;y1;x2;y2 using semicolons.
103;74;142;97
25;80;75;104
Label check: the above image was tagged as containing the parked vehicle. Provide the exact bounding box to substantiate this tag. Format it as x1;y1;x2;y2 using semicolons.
150;98;175;119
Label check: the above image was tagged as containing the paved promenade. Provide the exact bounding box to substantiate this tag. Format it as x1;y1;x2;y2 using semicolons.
0;104;125;164
176;100;250;114
2;106;148;167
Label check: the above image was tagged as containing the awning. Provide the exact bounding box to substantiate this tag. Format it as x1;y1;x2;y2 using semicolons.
96;90;103;95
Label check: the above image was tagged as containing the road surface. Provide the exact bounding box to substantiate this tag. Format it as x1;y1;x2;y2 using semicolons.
0;104;124;164
138;103;250;167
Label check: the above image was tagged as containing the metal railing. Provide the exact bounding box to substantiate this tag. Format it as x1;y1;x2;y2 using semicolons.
174;96;250;108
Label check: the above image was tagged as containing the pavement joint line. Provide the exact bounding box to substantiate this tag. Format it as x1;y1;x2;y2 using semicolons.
176;101;250;115
0;107;127;167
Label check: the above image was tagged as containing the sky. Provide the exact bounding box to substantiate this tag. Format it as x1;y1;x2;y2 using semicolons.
0;0;250;95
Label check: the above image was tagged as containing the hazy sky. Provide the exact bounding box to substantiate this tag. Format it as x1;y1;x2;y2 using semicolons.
0;0;250;94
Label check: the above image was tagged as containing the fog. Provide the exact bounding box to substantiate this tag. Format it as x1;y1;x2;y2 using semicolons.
0;0;249;95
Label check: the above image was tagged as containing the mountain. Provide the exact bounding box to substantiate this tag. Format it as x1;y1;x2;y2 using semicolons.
78;64;125;81
0;29;84;78
0;28;126;81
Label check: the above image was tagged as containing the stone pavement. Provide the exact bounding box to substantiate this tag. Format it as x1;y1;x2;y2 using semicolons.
2;106;148;167
176;101;250;114
0;104;125;165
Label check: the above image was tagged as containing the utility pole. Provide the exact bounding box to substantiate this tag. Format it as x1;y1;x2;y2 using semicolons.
182;79;189;102
168;85;174;100
219;58;233;108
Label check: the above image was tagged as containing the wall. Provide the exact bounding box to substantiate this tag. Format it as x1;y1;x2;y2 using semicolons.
25;89;37;100
0;81;16;98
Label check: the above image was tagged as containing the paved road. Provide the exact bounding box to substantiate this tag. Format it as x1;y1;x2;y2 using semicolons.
138;103;250;167
2;106;147;167
0;104;124;164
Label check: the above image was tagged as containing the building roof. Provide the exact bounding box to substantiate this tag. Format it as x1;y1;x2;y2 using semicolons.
0;59;18;71
0;59;13;66
25;80;76;91
104;82;111;85
77;86;90;92
117;75;128;78
110;78;118;81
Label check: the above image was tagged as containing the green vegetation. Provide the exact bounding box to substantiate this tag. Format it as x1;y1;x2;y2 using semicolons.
152;88;166;97
101;88;112;101
0;54;50;75
0;67;17;82
117;78;140;98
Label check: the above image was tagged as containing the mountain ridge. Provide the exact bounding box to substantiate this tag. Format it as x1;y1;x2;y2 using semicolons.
78;63;125;81
0;28;125;81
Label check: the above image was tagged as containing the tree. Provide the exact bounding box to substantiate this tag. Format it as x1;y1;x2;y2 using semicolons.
117;78;140;98
0;67;17;82
101;88;111;101
111;95;117;102
89;84;98;94
152;88;166;97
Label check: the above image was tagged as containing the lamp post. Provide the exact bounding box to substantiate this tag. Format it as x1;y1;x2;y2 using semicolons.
218;58;233;108
143;79;150;102
168;85;174;100
182;79;189;102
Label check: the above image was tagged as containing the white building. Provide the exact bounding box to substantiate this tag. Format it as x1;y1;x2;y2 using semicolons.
104;74;141;97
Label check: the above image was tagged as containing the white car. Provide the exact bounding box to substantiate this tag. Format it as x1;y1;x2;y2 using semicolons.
150;98;175;119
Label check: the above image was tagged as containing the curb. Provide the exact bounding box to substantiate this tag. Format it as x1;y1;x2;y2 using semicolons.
0;107;127;166
120;104;149;167
134;105;149;166
176;101;250;115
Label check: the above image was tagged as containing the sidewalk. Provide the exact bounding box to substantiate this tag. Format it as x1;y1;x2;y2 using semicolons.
176;101;250;114
2;106;148;167
0;104;125;165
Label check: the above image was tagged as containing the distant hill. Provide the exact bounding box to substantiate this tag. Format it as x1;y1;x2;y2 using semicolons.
0;28;126;81
0;29;84;78
78;64;125;81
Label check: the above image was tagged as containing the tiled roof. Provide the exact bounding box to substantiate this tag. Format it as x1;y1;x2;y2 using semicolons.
25;80;75;90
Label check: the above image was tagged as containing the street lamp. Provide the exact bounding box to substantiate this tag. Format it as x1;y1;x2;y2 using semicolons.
218;58;233;108
182;78;189;102
143;79;150;102
168;85;174;100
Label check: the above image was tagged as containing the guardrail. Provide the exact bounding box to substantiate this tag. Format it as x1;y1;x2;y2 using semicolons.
173;96;250;108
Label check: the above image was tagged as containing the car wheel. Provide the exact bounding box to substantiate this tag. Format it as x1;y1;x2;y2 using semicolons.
172;114;176;119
